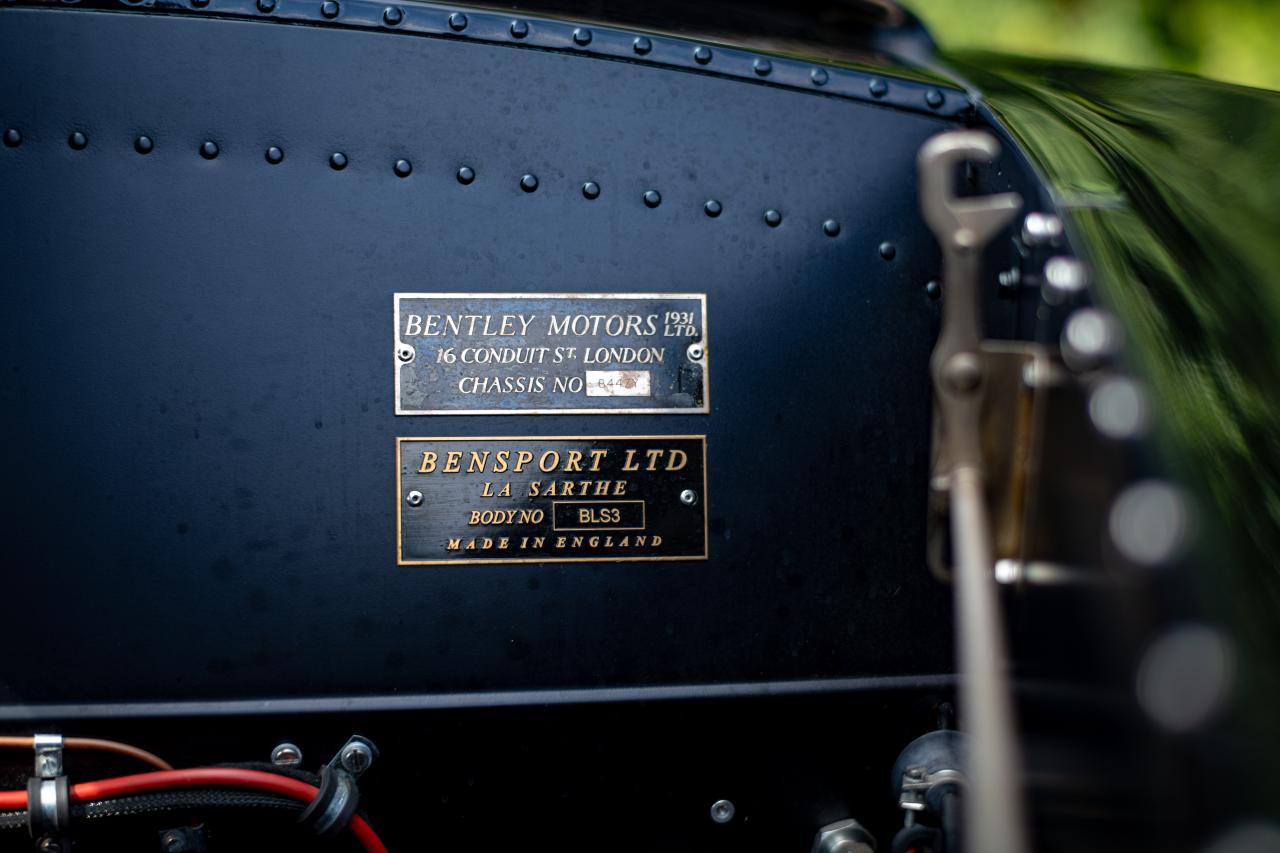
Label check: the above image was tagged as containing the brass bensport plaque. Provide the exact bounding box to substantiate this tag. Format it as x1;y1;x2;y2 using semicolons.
394;293;708;415
397;436;708;565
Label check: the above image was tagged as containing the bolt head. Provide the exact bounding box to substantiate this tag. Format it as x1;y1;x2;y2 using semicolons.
397;344;415;362
643;189;661;208
811;68;829;86
271;742;303;766
823;219;841;237
406;490;424;507
943;353;983;394
693;45;712;64
394;159;413;178
448;12;467;31
710;799;734;823
134;135;154;154
572;27;592;46
382;5;402;25
265;146;284;164
879;241;897;260
632;36;652;55
340;741;374;774
457;165;475;185
764;209;782;227
869;78;888;98
509;19;528;38
256;0;275;13
753;58;772;76
581;181;600;200
687;343;704;362
330;151;348;171
200;140;219;160
320;0;339;18
680;489;698;506
704;199;722;218
68;131;88;150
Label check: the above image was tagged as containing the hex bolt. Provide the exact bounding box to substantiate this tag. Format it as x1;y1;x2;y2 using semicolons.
340;741;374;774
406;490;424;507
686;343;704;362
709;799;735;823
397;344;415;362
271;742;303;767
680;489;699;506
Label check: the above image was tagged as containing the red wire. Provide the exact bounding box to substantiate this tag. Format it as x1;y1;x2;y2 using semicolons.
0;768;387;853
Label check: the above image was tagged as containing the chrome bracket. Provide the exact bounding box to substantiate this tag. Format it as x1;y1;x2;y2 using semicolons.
918;130;1028;853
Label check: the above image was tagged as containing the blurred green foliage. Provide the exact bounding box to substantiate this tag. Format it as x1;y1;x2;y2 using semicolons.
911;0;1280;91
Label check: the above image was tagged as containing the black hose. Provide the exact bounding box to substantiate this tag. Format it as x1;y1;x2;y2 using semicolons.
0;789;304;830
892;823;941;853
940;789;961;853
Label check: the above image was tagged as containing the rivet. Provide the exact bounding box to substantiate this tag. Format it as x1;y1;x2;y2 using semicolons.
68;131;88;150
572;27;592;46
643;189;661;208
520;173;538;192
256;0;275;13
329;151;348;170
447;12;467;31
394;159;412;178
134;135;153;154
457;165;475;185
879;241;896;260
869;77;888;98
265;145;284;164
710;799;734;824
581;181;600;200
822;219;840;237
926;88;945;109
764;208;782;227
381;5;402;25
190;0;208;7
704;199;722;218
632;36;652;55
4;128;23;148
693;45;712;64
810;68;828;86
320;0;339;17
680;489;699;506
509;19;528;38
926;279;941;300
1109;481;1193;567
753;58;772;76
406;490;424;507
200;140;219;160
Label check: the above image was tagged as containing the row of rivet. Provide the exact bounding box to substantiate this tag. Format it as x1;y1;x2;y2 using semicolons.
4;128;887;239
152;0;953;111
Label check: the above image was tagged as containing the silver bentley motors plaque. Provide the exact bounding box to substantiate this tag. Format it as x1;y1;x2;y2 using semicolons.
394;293;708;415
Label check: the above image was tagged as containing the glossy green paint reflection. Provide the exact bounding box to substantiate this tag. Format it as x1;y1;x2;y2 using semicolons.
954;51;1280;700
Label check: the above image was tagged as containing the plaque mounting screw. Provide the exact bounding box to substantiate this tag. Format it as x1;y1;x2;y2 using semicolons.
680;490;698;506
710;799;734;823
686;343;704;362
406;491;423;507
397;344;415;363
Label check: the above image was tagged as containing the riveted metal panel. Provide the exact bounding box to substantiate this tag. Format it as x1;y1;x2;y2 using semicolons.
0;7;1035;707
